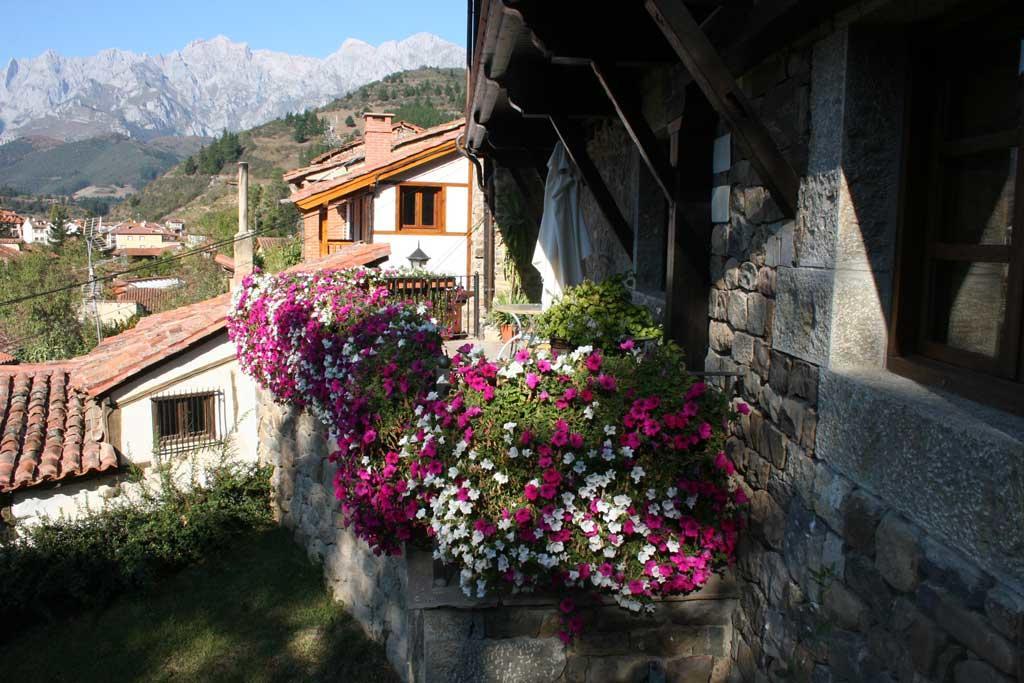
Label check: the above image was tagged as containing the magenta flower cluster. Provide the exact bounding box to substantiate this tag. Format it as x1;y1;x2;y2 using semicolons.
230;268;747;638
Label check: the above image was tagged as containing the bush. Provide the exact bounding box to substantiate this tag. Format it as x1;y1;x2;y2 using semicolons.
0;460;272;640
534;275;661;350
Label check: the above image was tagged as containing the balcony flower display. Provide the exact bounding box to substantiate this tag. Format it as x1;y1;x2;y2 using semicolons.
230;268;744;638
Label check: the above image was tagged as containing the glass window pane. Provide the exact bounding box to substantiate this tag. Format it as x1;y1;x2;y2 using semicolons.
929;260;1009;358
420;188;437;226
401;188;417;226
941;148;1016;245
946;37;1020;139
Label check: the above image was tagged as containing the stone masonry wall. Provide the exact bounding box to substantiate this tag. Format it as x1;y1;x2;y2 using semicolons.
257;387;739;682
698;23;1024;683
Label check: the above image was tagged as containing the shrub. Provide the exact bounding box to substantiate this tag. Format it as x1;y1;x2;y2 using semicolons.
230;269;747;641
0;460;272;640
534;275;661;350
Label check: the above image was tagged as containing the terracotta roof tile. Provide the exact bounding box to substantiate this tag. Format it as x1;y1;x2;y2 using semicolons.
255;236;291;252
0;367;118;493
0;352;16;365
282;242;390;274
214;253;235;272
113;246;178;257
115;287;180;313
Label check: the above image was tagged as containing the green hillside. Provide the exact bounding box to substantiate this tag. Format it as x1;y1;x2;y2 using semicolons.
114;67;466;241
0;135;187;196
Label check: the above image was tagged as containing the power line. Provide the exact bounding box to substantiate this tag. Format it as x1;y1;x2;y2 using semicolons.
0;227;275;310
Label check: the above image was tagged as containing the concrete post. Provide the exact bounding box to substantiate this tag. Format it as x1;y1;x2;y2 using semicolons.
232;161;254;290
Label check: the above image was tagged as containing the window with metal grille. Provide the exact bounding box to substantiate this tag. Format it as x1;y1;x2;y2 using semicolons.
151;390;222;454
891;10;1023;415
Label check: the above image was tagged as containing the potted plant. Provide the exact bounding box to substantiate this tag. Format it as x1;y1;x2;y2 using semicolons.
487;290;530;342
534;275;661;354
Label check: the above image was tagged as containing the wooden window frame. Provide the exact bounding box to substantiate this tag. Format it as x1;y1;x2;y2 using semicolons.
890;11;1024;416
397;183;446;234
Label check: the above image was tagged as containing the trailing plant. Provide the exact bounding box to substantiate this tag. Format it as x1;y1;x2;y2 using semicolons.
486;289;530;329
230;268;747;642
534;275;661;350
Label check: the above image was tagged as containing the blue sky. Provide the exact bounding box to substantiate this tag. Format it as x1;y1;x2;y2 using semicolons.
0;0;467;63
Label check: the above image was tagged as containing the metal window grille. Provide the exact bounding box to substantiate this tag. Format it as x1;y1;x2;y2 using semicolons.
151;388;226;457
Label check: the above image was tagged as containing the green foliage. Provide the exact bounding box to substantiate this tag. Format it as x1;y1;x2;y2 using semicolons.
255;235;302;274
118;173;209;222
287;109;326;143
182;155;197;175
392;100;450;129
154;254;229;311
298;140;333;167
0;243;92;361
0;135;181;196
48;203;69;246
344;114;356;127
196;208;238;255
534;275;662;349
191;130;243;176
0;459;272;640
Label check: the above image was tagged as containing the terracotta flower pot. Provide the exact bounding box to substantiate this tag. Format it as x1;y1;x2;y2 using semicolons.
499;324;516;342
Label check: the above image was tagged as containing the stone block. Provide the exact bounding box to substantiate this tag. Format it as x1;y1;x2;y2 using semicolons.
788;359;819;404
467;636;569;682
733;331;755;365
919;584;1018;676
919;534;993;609
875;513;922;593
738;262;759;291
822;531;846;581
728;216;753;258
575;630;636;656
955;659;1013;683
422;609;485;643
985;585;1024;641
909;613;948;676
829;269;891;368
761;422;788;470
756;267;776;297
772;267;833;366
709;321;734;353
768;350;790;395
586;655;651;683
840;488;884;556
727;290;748;330
846;554;893;622
712;186;731;223
752;338;771;377
811;463;853;535
817;368;1024;584
484;608;547;639
708;289;729;320
666;655;715;683
632;625;721;658
823;582;867;631
564;656;588;683
750;490;785;549
759;383;782;423
711;224;729;256
746;293;768;336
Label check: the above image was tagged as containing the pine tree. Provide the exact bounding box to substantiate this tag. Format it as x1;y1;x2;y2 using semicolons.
48;204;69;247
345;115;356;127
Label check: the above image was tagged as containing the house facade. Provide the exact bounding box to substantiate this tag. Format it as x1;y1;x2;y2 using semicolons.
0;243;389;528
0;209;25;239
19;218;51;245
457;1;1024;681
112;221;176;252
287;115;485;282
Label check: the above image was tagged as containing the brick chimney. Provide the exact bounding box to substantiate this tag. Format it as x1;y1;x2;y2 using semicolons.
363;112;394;167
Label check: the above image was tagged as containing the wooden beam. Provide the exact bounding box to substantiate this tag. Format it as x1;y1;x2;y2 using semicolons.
549;115;634;259
500;63;614;118
646;0;800;218
591;62;675;202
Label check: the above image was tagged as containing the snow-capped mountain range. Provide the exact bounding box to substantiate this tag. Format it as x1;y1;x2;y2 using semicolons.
0;33;465;142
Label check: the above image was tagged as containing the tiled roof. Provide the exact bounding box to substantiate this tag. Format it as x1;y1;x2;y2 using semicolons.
255;236;291;252
0;209;25;225
114;246;178;257
0;352;16;365
73;293;234;397
286;119;464;192
214;253;235;272
0;245;25;263
115;287;180;313
290;120;464;206
283;242;391;274
112;221;168;236
0;367;118;493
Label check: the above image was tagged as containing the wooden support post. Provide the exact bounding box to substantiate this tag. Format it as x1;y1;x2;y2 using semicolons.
590;62;675;203
646;0;800;218
548;115;634;259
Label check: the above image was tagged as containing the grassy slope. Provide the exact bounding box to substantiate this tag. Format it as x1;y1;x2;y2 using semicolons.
0;528;400;683
114;67;466;228
0;135;184;195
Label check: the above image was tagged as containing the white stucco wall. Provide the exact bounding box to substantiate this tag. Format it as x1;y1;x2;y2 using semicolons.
110;332;258;466
372;155;474;279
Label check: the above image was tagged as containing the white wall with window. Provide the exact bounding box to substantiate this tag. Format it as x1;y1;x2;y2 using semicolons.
371;155;474;278
109;332;258;467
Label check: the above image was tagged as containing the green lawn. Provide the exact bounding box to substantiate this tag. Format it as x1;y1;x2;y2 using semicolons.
0;528;400;683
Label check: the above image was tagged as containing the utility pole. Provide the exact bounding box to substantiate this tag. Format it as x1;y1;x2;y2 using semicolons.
84;217;103;342
231;162;254;290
